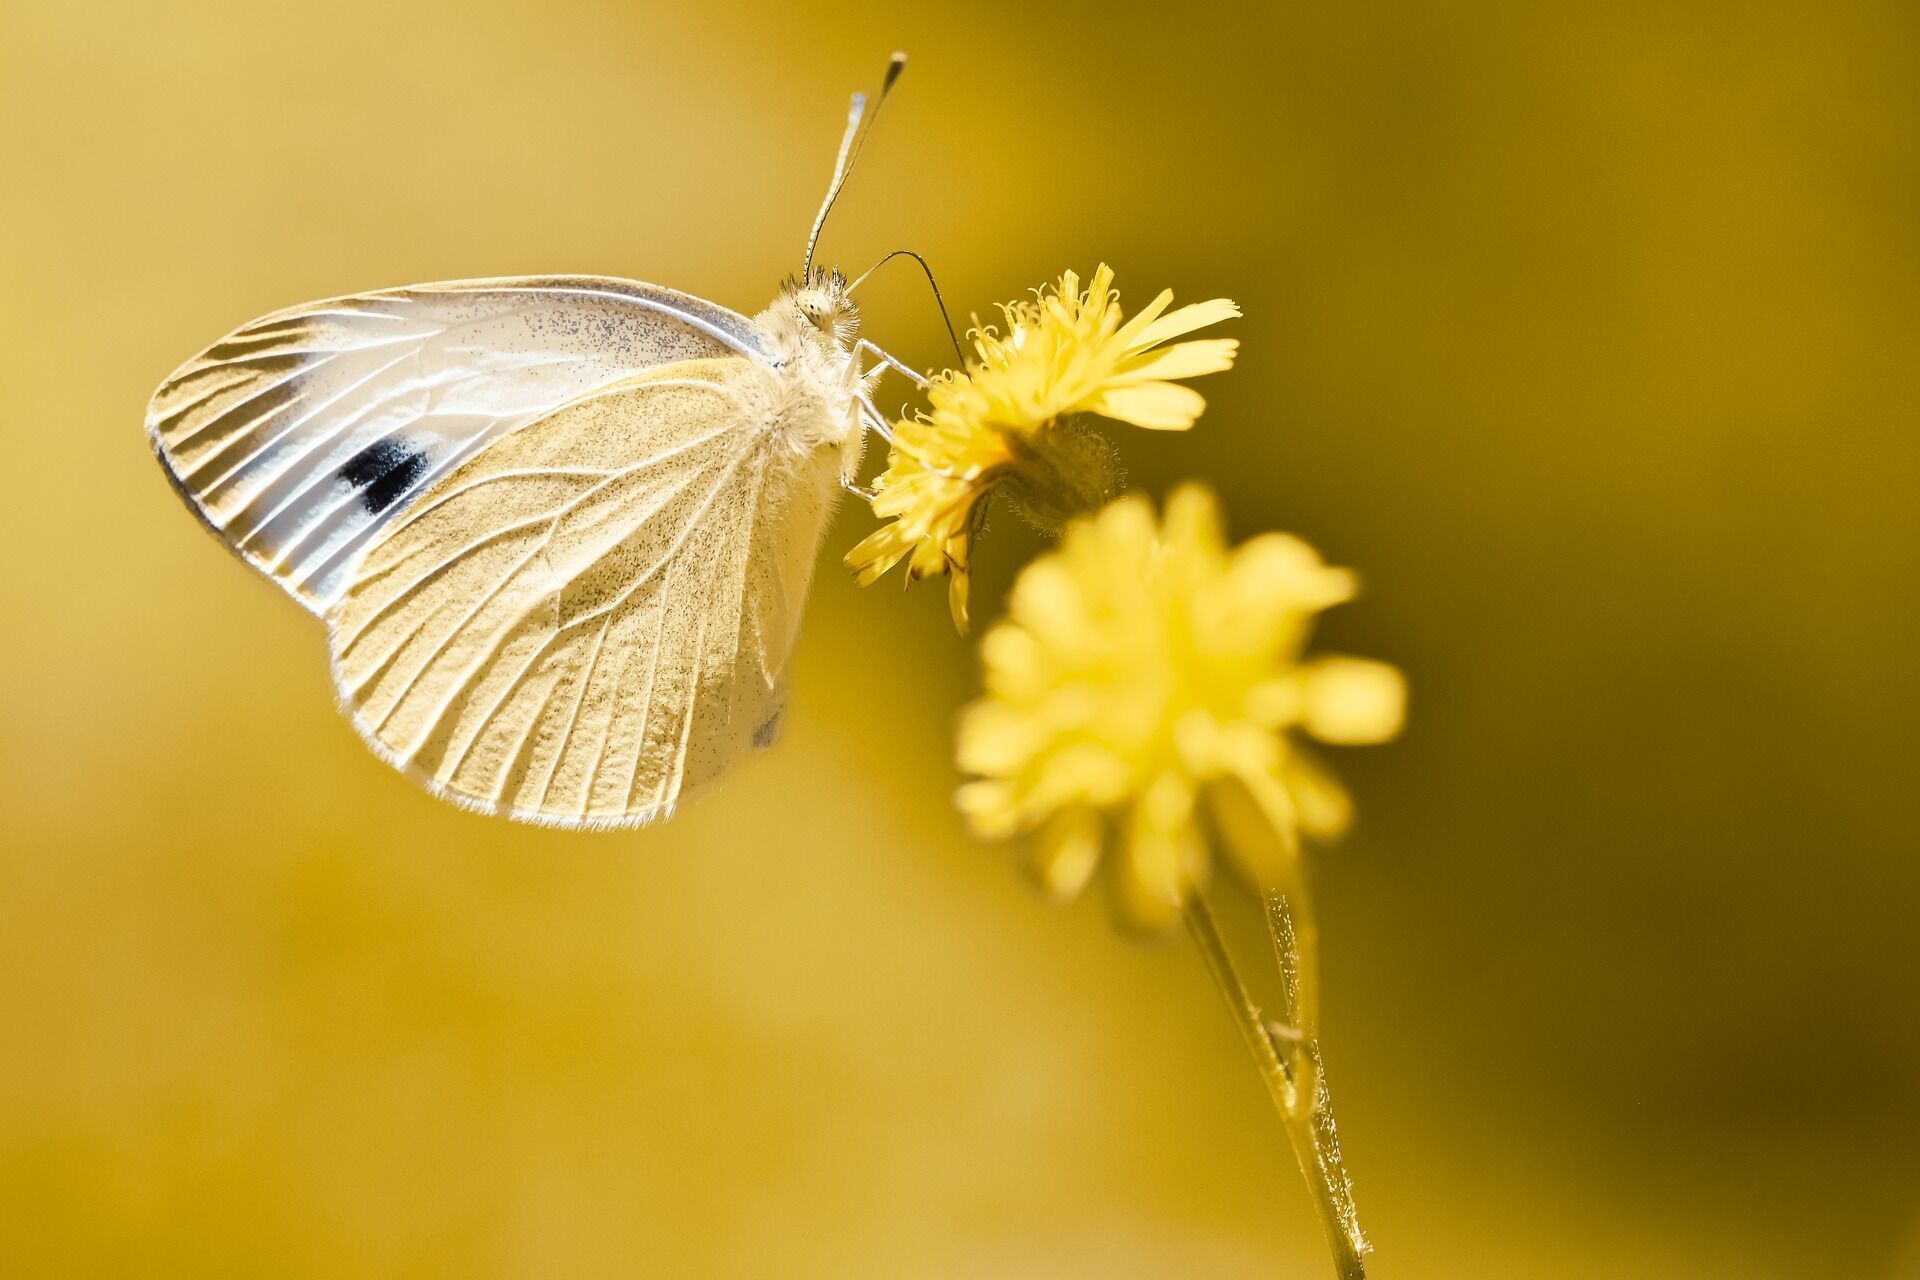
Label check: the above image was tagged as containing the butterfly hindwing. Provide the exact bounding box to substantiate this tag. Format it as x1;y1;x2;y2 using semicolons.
147;276;768;611
326;357;841;828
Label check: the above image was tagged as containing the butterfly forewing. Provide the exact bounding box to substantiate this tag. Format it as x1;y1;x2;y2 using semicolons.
148;277;768;610
326;357;840;828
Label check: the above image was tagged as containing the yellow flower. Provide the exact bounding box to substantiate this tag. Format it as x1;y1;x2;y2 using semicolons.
955;485;1405;931
846;265;1239;631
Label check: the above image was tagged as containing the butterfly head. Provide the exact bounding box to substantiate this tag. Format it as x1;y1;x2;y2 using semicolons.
779;267;861;349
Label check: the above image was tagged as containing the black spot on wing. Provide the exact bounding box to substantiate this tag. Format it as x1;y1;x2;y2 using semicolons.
340;439;430;514
752;704;784;751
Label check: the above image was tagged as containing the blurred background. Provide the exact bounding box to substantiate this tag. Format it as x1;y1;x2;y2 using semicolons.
3;1;1917;1275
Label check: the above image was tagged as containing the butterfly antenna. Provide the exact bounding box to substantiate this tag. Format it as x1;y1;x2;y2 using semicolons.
802;51;907;280
848;248;965;366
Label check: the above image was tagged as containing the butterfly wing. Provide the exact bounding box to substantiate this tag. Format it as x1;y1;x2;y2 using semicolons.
326;356;843;828
148;276;768;611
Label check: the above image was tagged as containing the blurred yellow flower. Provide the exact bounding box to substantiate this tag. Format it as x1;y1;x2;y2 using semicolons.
846;265;1239;631
955;485;1405;931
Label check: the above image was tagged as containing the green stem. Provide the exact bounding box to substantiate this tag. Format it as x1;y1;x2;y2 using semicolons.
1265;889;1368;1265
1254;860;1321;1104
1185;892;1368;1280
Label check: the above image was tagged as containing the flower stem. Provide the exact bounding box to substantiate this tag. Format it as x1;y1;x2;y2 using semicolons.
1264;889;1368;1267
1184;891;1368;1280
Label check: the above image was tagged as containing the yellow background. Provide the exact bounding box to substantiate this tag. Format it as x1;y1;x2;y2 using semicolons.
3;1;1916;1275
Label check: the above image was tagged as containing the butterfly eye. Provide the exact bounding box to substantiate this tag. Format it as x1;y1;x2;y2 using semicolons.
797;295;835;330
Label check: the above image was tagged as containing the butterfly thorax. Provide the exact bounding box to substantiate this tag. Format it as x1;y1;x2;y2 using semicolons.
750;269;868;461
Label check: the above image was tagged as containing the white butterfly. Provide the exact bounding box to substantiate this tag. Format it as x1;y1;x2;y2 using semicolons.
149;56;930;829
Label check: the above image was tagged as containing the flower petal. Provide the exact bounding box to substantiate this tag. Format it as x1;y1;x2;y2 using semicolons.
1162;484;1223;543
1206;768;1300;886
948;569;971;633
1082;381;1209;431
956;780;1019;838
955;701;1044;775
845;525;914;583
978;622;1044;695
1031;805;1103;900
1026;743;1137;813
1114;778;1206;932
1228;534;1357;612
1280;747;1354;839
1300;657;1406;744
1113;338;1240;384
1109;286;1176;350
1130;297;1241;349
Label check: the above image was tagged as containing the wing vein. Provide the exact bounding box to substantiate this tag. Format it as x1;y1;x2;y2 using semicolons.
537;608;618;813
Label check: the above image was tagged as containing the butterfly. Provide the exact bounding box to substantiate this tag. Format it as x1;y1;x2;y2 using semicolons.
148;55;935;830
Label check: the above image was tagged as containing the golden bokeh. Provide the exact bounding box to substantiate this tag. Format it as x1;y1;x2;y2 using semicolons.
3;1;1916;1275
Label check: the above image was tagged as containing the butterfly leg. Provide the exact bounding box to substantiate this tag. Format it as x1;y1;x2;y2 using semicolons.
841;338;923;435
839;344;920;501
837;399;892;501
854;393;894;443
853;339;929;390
